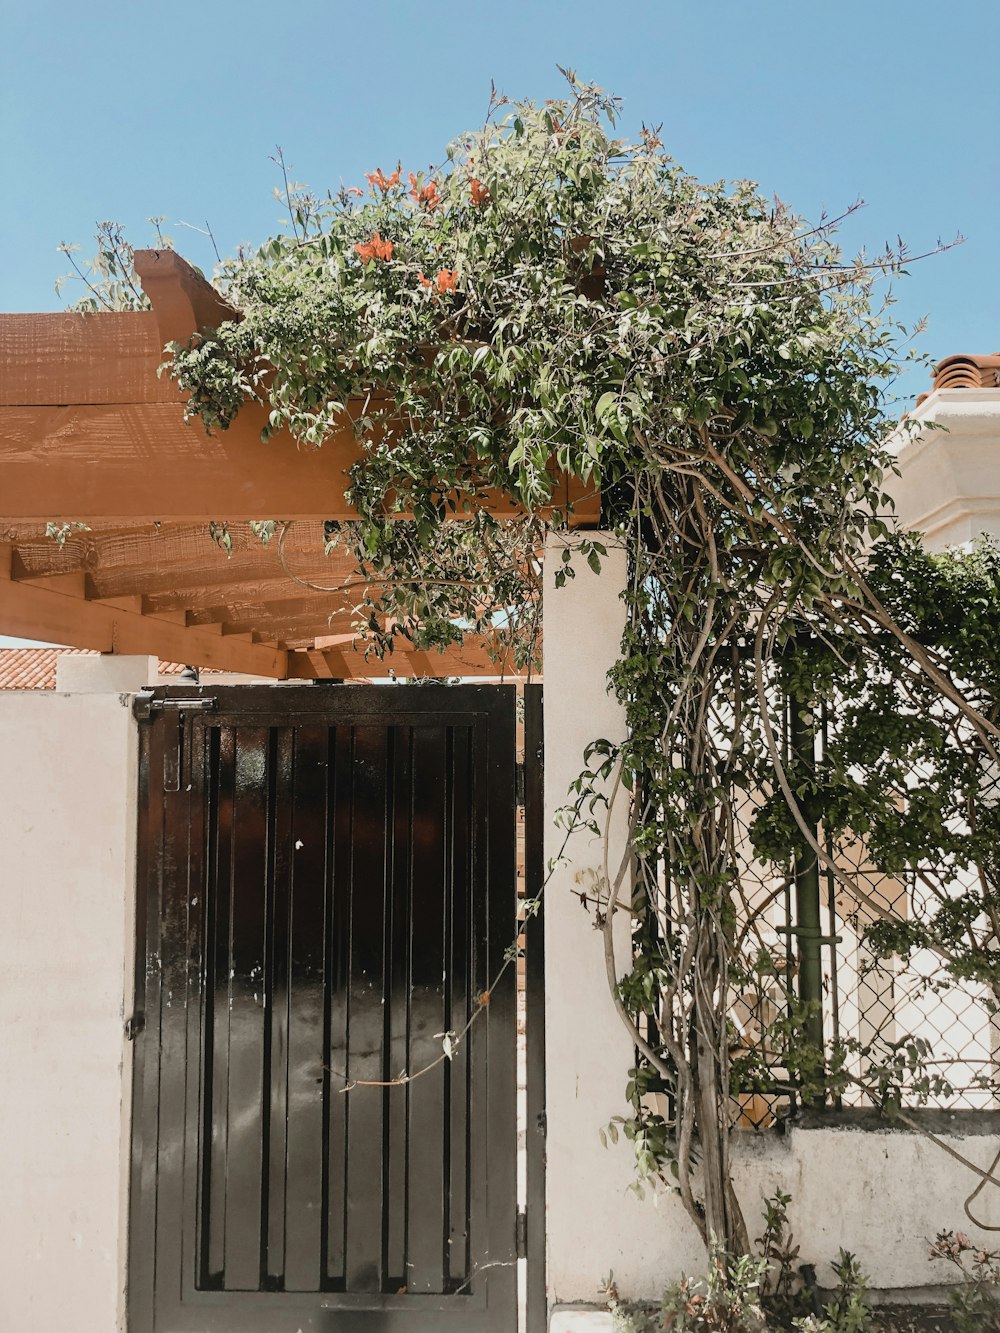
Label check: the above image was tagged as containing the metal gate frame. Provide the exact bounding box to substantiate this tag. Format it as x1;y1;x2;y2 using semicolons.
522;685;546;1330
127;682;546;1332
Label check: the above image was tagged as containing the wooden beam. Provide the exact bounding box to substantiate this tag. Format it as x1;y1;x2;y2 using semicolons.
185;595;357;633
3;520;352;594
0;401;599;524
138;577;354;616
0;539;509;679
133;249;239;346
304;648;337;679
1;251;600;529
92;594;144;613
0;312;171;406
11;569;89;598
0;402;364;522
0;545;288;677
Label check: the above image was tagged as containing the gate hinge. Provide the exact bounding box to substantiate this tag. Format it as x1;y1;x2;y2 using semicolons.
133;691;218;721
515;761;526;808
124;1013;145;1041
515;1207;528;1259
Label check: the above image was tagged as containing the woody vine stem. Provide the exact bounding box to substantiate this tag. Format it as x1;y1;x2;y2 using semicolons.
66;74;1000;1258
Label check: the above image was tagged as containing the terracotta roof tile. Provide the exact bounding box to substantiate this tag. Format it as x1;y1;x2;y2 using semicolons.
916;352;1000;405
0;648;199;690
931;353;1000;392
0;647;89;689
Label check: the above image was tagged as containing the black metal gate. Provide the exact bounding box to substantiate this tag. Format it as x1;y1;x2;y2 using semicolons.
128;684;543;1332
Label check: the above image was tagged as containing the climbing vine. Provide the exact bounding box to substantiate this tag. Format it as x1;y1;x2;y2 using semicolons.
119;75;996;1259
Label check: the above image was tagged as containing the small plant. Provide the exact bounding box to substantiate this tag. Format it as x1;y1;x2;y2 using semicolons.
929;1229;1000;1332
610;1197;873;1332
758;1189;810;1323
793;1251;870;1333
628;1242;770;1332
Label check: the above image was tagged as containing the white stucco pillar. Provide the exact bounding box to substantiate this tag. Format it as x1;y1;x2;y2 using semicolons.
0;677;139;1333
543;532;699;1315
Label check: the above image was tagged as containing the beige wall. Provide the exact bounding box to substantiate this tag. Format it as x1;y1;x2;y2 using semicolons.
549;1120;1000;1328
548;1113;1000;1329
0;687;138;1333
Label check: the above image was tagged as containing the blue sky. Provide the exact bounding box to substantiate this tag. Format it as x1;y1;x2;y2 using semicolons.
1;0;997;647
2;0;996;390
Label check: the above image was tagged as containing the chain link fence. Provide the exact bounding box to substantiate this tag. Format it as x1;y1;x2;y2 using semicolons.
724;701;999;1130
638;698;1000;1132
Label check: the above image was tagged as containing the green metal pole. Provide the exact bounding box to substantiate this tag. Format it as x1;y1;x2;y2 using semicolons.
789;696;825;1099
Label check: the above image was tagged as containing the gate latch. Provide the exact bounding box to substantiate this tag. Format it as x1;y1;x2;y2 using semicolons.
124;1013;145;1041
133;691;218;721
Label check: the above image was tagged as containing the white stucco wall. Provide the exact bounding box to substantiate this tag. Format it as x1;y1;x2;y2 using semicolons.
888;388;1000;550
0;686;138;1333
55;652;156;694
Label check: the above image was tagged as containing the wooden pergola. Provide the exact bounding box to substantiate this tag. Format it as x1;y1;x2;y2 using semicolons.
0;251;599;678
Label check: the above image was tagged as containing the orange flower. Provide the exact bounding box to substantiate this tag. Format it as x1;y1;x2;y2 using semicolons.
365;166;401;193
408;172;441;209
345;186;364;198
354;233;394;264
417;268;457;294
469;177;490;207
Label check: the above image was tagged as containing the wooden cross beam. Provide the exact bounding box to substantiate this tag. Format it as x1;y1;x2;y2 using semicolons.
0;542;287;676
0;545;519;679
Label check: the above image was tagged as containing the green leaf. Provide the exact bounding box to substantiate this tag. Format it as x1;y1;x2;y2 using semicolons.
595;390;618;421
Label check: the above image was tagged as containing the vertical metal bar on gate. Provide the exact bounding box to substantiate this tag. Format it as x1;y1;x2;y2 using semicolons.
522;686;547;1332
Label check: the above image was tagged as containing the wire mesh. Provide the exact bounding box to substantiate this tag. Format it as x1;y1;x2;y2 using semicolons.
638;694;999;1133
822;834;999;1113
727;701;999;1128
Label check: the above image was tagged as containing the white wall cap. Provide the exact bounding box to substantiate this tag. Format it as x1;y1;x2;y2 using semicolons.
882;389;1000;545
887;388;1000;458
56;652;157;693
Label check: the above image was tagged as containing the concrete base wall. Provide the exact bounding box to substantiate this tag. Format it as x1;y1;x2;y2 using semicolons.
550;1115;1000;1303
0;688;137;1333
